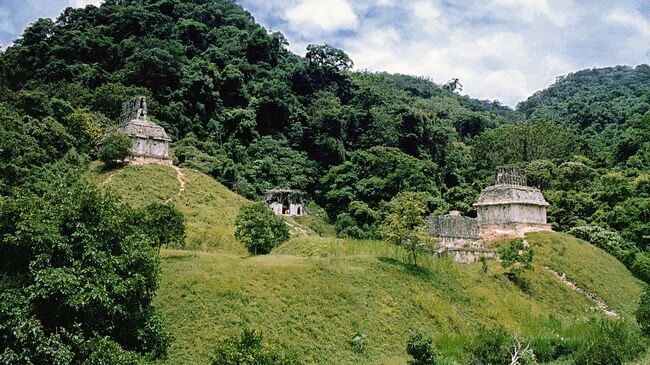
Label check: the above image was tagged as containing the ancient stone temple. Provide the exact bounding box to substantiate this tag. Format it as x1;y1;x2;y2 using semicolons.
264;189;305;216
427;167;551;263
117;96;171;162
474;166;551;238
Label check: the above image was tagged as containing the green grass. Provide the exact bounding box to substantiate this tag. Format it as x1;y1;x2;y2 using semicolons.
87;164;645;364
525;231;643;318
87;162;249;254
154;233;643;364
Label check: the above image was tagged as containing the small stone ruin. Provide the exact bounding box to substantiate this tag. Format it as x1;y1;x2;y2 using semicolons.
427;211;481;248
116;96;171;163
428;166;551;263
265;189;306;216
474;166;551;239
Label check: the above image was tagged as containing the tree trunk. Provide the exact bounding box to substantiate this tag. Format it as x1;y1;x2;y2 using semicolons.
412;246;418;267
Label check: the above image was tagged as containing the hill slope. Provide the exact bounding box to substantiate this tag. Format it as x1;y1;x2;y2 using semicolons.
87;162;249;254
156;233;642;364
88;164;644;364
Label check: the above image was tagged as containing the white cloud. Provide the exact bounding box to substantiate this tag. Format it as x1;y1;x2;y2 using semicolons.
605;8;650;36
68;0;103;7
0;8;16;35
491;0;575;27
376;0;395;6
412;1;441;19
284;0;358;34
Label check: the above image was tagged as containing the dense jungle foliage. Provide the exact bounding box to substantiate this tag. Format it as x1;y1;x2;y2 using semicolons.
0;0;649;360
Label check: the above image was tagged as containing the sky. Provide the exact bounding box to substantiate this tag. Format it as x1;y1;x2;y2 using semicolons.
1;0;649;106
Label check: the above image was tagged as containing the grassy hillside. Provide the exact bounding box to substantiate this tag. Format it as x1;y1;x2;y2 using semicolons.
155;233;643;364
87;164;644;364
86;162;249;254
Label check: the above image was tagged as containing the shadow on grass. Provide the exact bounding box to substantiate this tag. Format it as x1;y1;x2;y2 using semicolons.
96;162;127;174
162;254;196;262
377;256;435;279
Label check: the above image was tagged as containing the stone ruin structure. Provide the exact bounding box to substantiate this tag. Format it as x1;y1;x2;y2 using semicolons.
474;166;551;239
427;211;481;248
427;211;492;264
428;166;551;263
265;189;306;216
116;96;171;163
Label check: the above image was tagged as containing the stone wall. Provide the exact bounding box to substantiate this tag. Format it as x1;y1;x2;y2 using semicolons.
120;96;147;124
427;214;481;248
476;204;547;225
428;215;480;239
434;247;498;264
131;137;169;159
116;96;171;161
495;166;527;186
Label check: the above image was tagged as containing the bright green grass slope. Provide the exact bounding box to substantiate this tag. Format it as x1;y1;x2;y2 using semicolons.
87;162;249;254
155;233;643;365
86;164;644;364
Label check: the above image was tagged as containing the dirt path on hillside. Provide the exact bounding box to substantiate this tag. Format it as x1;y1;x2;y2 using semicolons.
545;266;619;318
285;221;309;236
164;165;186;204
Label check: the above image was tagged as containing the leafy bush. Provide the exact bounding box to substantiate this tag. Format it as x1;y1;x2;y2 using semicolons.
498;239;534;291
631;252;650;284
466;325;511;365
528;336;576;362
572;318;644;365
211;328;299;365
80;337;146;365
349;324;368;354
99;131;132;166
0;181;169;363
235;202;289;254
568;226;636;263
637;285;650;336
381;192;436;267
406;331;436;365
142;203;186;250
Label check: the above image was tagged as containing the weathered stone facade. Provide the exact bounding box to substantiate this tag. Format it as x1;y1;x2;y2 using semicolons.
264;189;305;216
427;167;551;263
427;211;481;248
117;96;171;162
474;166;551;239
433;247;498;264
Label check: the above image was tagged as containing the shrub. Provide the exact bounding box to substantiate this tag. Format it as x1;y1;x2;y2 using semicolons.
631;252;650;284
529;336;576;362
142;203;186;250
568;226;636;263
499;239;534;291
381;192;436;267
0;181;169;363
81;337;146;365
349;324;368;354
211;328;299;365
99;131;132;166
572;318;644;365
466;325;511;365
235;202;289;254
637;285;650;336
406;331;436;365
